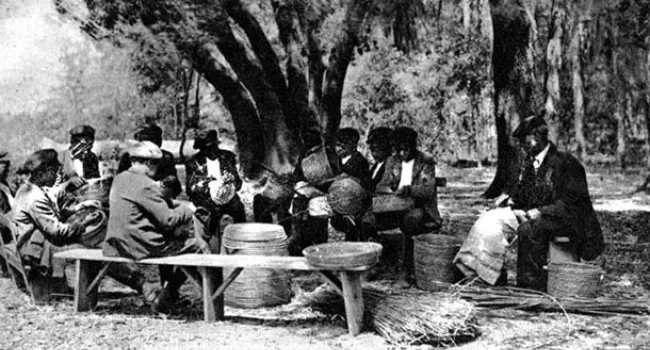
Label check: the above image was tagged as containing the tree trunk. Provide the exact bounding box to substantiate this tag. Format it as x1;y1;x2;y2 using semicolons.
569;0;592;162
544;1;565;143
393;0;421;53
611;13;625;169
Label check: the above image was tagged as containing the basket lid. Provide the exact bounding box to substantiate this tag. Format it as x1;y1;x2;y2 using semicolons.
302;242;382;260
223;223;287;242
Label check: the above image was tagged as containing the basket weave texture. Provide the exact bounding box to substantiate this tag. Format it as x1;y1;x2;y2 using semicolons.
547;262;603;298
372;195;415;213
301;145;337;184
326;178;369;215
413;234;461;291
222;223;293;309
303;242;382;269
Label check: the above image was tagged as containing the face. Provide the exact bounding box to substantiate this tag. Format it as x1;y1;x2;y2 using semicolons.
395;142;415;162
369;143;390;163
144;160;160;178
522;133;546;156
335;141;354;158
33;165;60;187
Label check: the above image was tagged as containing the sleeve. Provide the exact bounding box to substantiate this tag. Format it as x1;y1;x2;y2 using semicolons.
137;183;194;232
224;152;243;191
83;152;101;179
538;157;589;217
117;153;132;174
410;159;437;200
184;158;199;199
29;195;82;246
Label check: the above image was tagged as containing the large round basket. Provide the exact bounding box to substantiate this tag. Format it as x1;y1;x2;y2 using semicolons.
413;234;461;292
66;207;108;248
326;178;369;215
372;195;415;213
303;242;382;269
222;223;293;308
301;145;338;184
547;262;603;298
73;177;113;205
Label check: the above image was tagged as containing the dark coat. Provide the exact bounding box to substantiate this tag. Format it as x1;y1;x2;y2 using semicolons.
510;143;603;260
340;151;370;189
185;149;242;209
59;149;100;181
103;169;193;260
369;161;387;192
376;151;442;226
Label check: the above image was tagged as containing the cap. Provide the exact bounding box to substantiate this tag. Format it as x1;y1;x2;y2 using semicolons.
23;149;61;174
336;128;360;145
193;129;219;150
70;125;96;138
392;127;418;146
367;127;392;145
512;114;548;140
129;141;163;160
134;126;163;146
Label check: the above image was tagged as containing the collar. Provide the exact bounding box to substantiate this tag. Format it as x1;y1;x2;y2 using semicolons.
341;155;352;165
533;143;551;168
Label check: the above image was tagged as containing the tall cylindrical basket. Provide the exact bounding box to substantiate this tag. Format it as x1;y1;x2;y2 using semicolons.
413;234;461;291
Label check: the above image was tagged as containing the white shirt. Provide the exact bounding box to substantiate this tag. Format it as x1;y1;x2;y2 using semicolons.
533;144;551;171
341;155;352;165
372;161;385;180
73;159;84;178
206;157;222;180
398;159;415;188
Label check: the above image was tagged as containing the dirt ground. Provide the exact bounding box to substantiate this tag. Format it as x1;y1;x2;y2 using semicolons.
1;165;650;350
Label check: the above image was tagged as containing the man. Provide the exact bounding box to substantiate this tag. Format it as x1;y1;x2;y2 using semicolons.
454;115;604;291
13;149;145;300
117;126;182;199
334;128;370;188
375;127;443;287
59;125;100;182
367;127;392;192
0;151;14;215
103;141;206;312
185;129;246;250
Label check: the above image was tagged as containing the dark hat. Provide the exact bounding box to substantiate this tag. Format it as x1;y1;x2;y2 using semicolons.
367;127;392;145
512;115;548;140
193;129;219;150
392;127;418;146
23;149;61;174
70;125;96;138
336;128;360;145
134;126;163;146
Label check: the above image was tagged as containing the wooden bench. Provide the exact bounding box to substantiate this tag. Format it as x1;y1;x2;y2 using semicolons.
55;249;373;336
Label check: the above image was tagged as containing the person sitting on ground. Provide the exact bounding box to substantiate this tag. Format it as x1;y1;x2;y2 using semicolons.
13;149;146;299
103;141;208;313
367;127;393;192
374;126;443;288
117;126;182;199
59;125;100;182
334;128;370;188
453;114;604;291
185;129;246;250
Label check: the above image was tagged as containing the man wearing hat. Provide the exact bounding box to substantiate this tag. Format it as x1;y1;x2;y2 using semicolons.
185;129;246;251
117;126;182;199
454;114;603;291
334;128;370;188
104;141;208;312
59;124;100;183
367;127;393;192
373;126;443;288
12;149;139;300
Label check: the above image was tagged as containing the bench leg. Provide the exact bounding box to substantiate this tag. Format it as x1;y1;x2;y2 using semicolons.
199;267;223;322
340;271;364;336
75;260;99;312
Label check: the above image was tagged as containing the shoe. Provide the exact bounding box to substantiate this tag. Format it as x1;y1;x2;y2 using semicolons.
151;287;178;313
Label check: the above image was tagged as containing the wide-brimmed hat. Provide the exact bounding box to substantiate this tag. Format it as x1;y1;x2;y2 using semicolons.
193;129;219;150
336;128;360;145
23;149;61;174
70;125;96;138
129;141;163;160
512;114;548;140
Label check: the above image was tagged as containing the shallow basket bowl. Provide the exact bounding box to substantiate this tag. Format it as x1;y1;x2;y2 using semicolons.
303;242;383;268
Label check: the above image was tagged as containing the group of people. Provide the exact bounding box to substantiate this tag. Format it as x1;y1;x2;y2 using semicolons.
0;113;605;313
1;123;245;312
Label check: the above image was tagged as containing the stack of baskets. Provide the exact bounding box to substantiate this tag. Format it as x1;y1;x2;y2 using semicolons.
222;223;293;308
547;262;603;298
413;234;462;291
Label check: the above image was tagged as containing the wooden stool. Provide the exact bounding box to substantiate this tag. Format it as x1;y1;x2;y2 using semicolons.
549;236;579;263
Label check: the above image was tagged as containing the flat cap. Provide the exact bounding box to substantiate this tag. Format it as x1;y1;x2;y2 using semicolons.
134;126;163;146
367;127;392;145
336;128;360;145
70;125;96;138
129;141;163;160
193;129;219;150
23;149;61;173
512;114;548;140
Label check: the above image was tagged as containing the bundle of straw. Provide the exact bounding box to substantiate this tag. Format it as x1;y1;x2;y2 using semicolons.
453;285;650;316
310;287;480;346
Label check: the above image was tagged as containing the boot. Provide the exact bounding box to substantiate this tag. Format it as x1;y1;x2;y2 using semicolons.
151;284;179;313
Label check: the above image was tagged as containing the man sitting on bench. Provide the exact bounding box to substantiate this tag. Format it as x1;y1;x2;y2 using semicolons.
103;141;208;313
13;149;145;299
454;114;604;291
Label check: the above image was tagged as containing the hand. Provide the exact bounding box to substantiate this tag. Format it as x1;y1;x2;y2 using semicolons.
75;200;102;211
526;208;542;220
395;185;411;198
81;211;101;226
512;209;528;223
70;142;92;158
161;175;178;187
186;201;197;213
66;176;87;191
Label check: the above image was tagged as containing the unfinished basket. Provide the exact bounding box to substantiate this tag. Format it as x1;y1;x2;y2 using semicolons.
547;262;603;298
303;242;382;269
413;234;461;292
